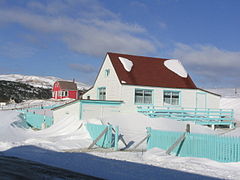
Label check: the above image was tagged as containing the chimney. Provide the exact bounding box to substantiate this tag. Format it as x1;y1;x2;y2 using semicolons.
73;78;75;83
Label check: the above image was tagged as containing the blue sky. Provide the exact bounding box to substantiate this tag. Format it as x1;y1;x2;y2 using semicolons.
0;0;239;88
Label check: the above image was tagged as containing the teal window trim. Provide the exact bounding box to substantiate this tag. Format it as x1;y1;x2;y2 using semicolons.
97;87;106;100
134;88;154;105
163;90;181;107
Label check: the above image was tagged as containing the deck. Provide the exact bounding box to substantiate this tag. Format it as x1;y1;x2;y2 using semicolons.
137;106;235;128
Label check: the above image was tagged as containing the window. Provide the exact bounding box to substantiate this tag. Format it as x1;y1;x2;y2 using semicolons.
62;91;68;97
163;91;180;106
105;69;110;77
135;89;153;104
98;87;106;100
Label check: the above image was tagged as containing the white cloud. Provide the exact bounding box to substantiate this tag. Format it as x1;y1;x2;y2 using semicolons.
173;43;240;67
0;0;156;57
171;43;240;87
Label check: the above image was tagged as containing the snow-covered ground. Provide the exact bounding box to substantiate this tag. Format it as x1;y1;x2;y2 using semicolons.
0;74;90;89
1;99;240;179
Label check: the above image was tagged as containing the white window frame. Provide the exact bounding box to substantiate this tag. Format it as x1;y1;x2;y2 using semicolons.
134;89;153;104
163;90;180;106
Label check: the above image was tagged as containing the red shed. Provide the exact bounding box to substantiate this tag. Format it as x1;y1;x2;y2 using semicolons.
52;81;78;99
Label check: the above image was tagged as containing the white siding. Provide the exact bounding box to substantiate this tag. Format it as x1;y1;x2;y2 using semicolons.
83;55;122;100
197;89;220;109
119;85;199;112
181;89;197;108
81;104;121;120
53;101;80;123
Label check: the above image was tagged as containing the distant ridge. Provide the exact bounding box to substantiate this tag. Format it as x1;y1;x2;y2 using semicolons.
0;74;90;90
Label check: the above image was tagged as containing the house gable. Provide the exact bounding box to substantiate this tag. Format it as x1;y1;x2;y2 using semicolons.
83;54;122;100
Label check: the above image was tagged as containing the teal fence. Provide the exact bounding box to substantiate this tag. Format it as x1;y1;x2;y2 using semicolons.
22;112;53;129
147;128;240;162
138;106;234;127
86;123;118;149
18;105;57;129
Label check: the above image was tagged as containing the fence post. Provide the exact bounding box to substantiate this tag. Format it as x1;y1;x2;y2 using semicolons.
106;125;112;148
146;127;152;150
132;128;151;150
114;126;119;151
166;124;190;155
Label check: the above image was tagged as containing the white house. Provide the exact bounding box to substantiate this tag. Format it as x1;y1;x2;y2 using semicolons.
53;52;234;128
83;52;220;112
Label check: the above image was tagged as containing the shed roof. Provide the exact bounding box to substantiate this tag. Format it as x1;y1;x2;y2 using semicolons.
107;52;197;89
57;81;77;90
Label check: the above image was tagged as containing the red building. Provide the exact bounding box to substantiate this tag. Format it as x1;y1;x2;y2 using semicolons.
52;81;78;99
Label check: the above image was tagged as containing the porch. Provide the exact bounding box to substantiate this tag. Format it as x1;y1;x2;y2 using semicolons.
137;106;235;129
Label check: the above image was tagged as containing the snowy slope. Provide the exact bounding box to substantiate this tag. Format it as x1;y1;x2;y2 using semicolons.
0;110;92;152
0;74;90;90
220;97;240;122
208;88;240;98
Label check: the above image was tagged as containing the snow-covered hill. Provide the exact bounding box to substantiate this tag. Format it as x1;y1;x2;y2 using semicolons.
208;88;240;98
0;74;90;90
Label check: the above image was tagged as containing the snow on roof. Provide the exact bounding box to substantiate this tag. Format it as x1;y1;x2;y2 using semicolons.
164;59;188;78
118;57;133;72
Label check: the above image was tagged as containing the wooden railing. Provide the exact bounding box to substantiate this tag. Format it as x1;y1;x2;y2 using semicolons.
137;106;234;127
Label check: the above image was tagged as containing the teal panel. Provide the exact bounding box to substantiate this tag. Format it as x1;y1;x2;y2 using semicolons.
147;128;240;163
86;123;113;148
23;112;53;129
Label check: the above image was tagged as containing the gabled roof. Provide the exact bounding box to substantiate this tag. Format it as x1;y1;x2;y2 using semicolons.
56;81;77;90
107;52;197;89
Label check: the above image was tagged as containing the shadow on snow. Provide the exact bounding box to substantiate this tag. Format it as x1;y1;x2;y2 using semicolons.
1;145;220;180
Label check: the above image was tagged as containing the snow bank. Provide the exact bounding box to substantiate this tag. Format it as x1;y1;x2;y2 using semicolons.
164;59;188;78
102;112;216;149
0;110;91;151
220;97;240;122
118;57;133;72
85;118;103;125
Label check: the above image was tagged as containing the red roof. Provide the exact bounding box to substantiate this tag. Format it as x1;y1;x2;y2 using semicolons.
107;52;197;89
57;81;77;90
